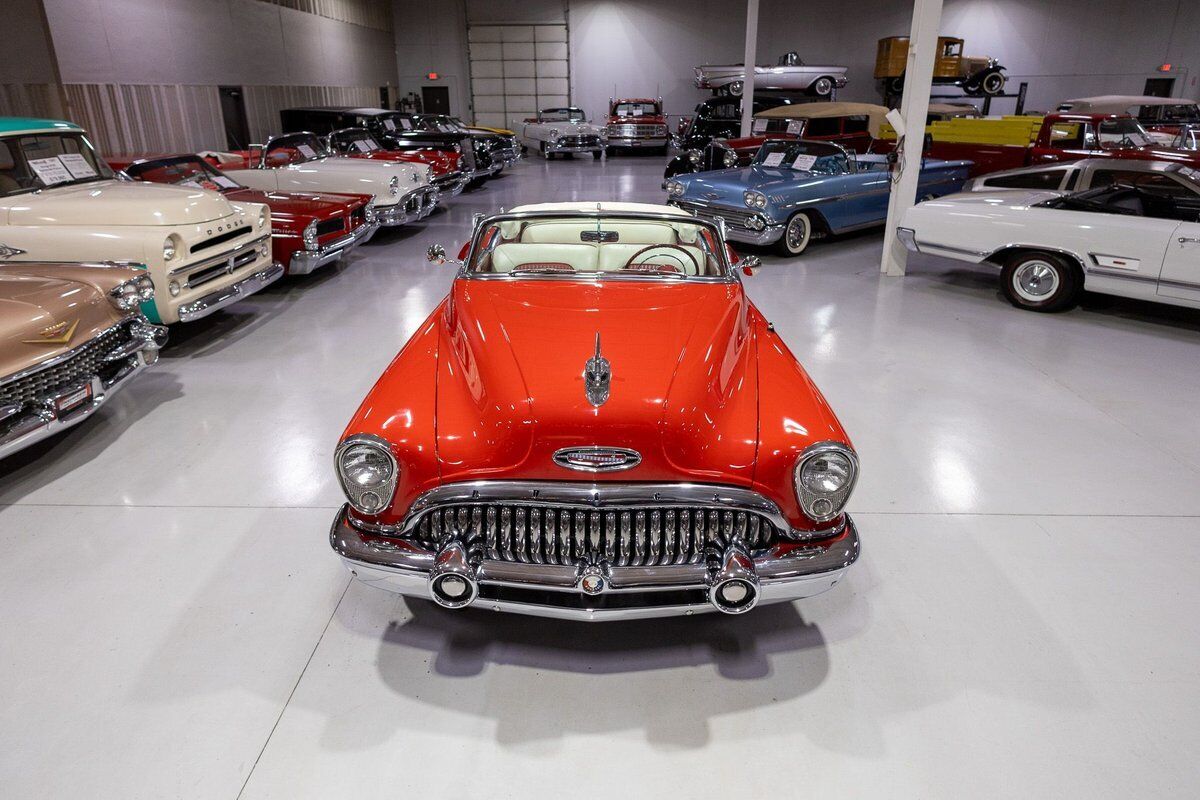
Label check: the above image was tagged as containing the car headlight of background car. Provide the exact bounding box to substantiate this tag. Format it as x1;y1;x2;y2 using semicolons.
722;149;738;167
303;220;319;250
108;273;156;310
388;175;399;196
793;442;859;523
335;435;399;515
666;180;684;196
687;149;702;165
743;190;767;209
364;198;376;223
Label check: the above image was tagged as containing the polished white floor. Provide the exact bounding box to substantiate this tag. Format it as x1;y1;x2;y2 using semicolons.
3;156;1199;799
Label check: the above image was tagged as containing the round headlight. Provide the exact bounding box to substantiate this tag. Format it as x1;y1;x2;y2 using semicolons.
755;193;767;208
722;149;738;167
339;445;393;489
303;220;318;249
135;274;155;301
335;436;399;515
258;208;268;229
687;149;702;164
743;190;758;208
388;175;400;196
364;199;377;223
666;180;684;196
169;280;181;297
162;237;177;261
793;442;858;523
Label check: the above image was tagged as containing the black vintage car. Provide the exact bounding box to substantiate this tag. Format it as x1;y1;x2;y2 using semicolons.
413;114;521;176
673;95;798;152
279;107;503;182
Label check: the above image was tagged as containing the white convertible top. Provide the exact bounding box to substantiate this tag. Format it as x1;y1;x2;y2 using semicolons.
508;201;690;217
1057;95;1200;113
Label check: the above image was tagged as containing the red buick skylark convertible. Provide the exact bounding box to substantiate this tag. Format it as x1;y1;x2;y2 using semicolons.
330;202;860;620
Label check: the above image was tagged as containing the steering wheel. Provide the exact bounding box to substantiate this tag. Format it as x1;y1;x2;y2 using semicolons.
622;244;700;274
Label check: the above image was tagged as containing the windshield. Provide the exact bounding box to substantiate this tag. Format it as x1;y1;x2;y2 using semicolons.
333;129;383;153
124;156;243;191
1142;104;1200;123
418;116;463;133
0;132;113;196
540;108;586;123
263;133;329;166
613;102;658;117
754;140;849;174
465;212;731;279
1097;118;1156;149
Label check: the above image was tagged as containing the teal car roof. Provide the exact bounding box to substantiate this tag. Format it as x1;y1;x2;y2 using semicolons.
0;117;82;134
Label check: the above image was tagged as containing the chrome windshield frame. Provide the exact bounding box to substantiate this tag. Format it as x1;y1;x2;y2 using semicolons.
456;209;739;283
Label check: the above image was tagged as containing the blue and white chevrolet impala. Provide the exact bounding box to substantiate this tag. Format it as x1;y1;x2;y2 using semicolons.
666;140;971;255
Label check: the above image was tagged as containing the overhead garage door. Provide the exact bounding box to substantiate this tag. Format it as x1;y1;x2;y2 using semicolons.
467;24;569;129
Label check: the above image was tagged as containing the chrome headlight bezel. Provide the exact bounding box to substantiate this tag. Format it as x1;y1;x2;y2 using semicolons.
303;219;319;250
363;198;377;223
793;441;859;523
687;149;702;165
162;235;178;262
257;208;268;229
108;274;155;310
743;190;767;209
335;434;399;516
666;180;684;196
722;148;738;167
388;175;400;196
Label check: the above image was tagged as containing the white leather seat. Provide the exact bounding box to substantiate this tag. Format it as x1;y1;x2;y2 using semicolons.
490;243;598;272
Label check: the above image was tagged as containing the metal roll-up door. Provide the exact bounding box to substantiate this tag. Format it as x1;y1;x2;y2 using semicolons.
468;24;569;129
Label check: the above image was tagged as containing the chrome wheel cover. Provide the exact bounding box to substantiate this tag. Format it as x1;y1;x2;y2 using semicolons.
1013;260;1059;302
786;215;809;252
813;77;832;95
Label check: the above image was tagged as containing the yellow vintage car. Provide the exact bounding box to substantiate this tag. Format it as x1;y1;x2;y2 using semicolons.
875;36;1007;97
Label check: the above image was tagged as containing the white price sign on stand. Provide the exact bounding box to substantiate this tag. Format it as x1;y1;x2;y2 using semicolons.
761;151;786;168
28;156;74;185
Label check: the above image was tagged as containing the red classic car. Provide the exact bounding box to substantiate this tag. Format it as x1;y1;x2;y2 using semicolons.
110;154;377;275
605;98;670;154
329;201;861;621
324;127;472;198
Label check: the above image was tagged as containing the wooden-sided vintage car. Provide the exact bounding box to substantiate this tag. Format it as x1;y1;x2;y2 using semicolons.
329;202;861;621
0;261;166;460
875;35;1007;97
0;117;280;325
110;154;378;276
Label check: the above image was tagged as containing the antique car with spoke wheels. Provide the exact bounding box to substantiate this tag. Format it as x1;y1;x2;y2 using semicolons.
667;140;969;255
0;261;166;460
202;132;438;229
896;177;1200;311
110;153;377;276
0;117;278;325
329;201;861;621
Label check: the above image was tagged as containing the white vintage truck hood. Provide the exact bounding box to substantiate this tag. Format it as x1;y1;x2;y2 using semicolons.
0;179;237;227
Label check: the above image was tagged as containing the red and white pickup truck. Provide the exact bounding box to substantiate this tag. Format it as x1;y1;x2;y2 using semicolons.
915;113;1200;177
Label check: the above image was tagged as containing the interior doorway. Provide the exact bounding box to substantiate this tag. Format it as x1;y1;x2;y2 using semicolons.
421;86;451;115
1144;78;1175;97
218;86;250;149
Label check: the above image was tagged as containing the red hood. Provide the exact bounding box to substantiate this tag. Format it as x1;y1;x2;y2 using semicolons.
435;279;758;485
344;149;454;176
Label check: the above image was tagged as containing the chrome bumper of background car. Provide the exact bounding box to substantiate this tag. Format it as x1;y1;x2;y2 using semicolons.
491;146;522;166
895;226;919;252
669;199;784;246
376;185;440;226
546;141;605;154
177;263;284;322
288;221;378;275
434;170;472;197
0;319;166;460
330;503;859;622
607;136;670;148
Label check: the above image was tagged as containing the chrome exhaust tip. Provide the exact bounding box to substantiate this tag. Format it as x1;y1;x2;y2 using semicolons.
428;541;478;609
708;544;759;614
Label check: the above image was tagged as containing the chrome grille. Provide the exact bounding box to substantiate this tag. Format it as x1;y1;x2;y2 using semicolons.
608;123;666;137
671;200;759;229
185;247;261;289
410;503;778;567
0;321;131;409
558;135;601;147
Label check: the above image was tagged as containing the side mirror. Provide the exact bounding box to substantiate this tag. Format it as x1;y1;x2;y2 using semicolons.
426;244;447;264
737;255;762;276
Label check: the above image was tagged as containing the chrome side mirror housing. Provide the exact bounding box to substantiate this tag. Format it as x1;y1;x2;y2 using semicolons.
426;244;447;264
737;255;762;276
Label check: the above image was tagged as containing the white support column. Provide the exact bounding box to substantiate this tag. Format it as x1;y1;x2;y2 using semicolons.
879;0;944;276
738;0;759;138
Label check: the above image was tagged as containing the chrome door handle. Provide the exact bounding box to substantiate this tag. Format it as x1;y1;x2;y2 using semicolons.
1178;237;1200;244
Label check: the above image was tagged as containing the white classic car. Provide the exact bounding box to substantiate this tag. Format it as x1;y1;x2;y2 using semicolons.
0;117;279;325
511;108;607;159
897;177;1200;312
694;51;849;98
959;158;1200;196
203;132;437;227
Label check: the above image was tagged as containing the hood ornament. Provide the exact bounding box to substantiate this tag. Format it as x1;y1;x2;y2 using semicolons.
583;333;610;407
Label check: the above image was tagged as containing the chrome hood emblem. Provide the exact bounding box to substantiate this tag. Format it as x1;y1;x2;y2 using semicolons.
583;333;611;407
553;446;642;473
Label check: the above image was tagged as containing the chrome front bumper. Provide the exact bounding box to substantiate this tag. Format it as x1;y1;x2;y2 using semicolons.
288;221;379;275
376;185;440;226
0;319;166;460
607;136;670;148
668;199;784;246
434;170;472;198
491;145;522;166
545;140;606;154
330;503;859;622
177;263;285;322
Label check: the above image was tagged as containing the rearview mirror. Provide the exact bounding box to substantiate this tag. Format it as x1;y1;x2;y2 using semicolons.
426;244;447;264
738;255;762;275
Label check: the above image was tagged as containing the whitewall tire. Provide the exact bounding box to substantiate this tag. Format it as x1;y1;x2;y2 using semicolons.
775;212;814;256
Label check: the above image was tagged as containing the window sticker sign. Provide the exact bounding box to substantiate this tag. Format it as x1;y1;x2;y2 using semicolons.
58;153;98;179
399;118;413;130
761;151;786;167
297;144;317;159
213;175;239;189
178;179;205;190
752;119;768;133
785;120;805;134
792;153;818;171
353;140;372;152
28;156;73;185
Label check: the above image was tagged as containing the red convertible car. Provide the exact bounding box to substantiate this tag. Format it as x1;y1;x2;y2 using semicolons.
110;154;377;276
323;127;472;198
329;201;860;621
